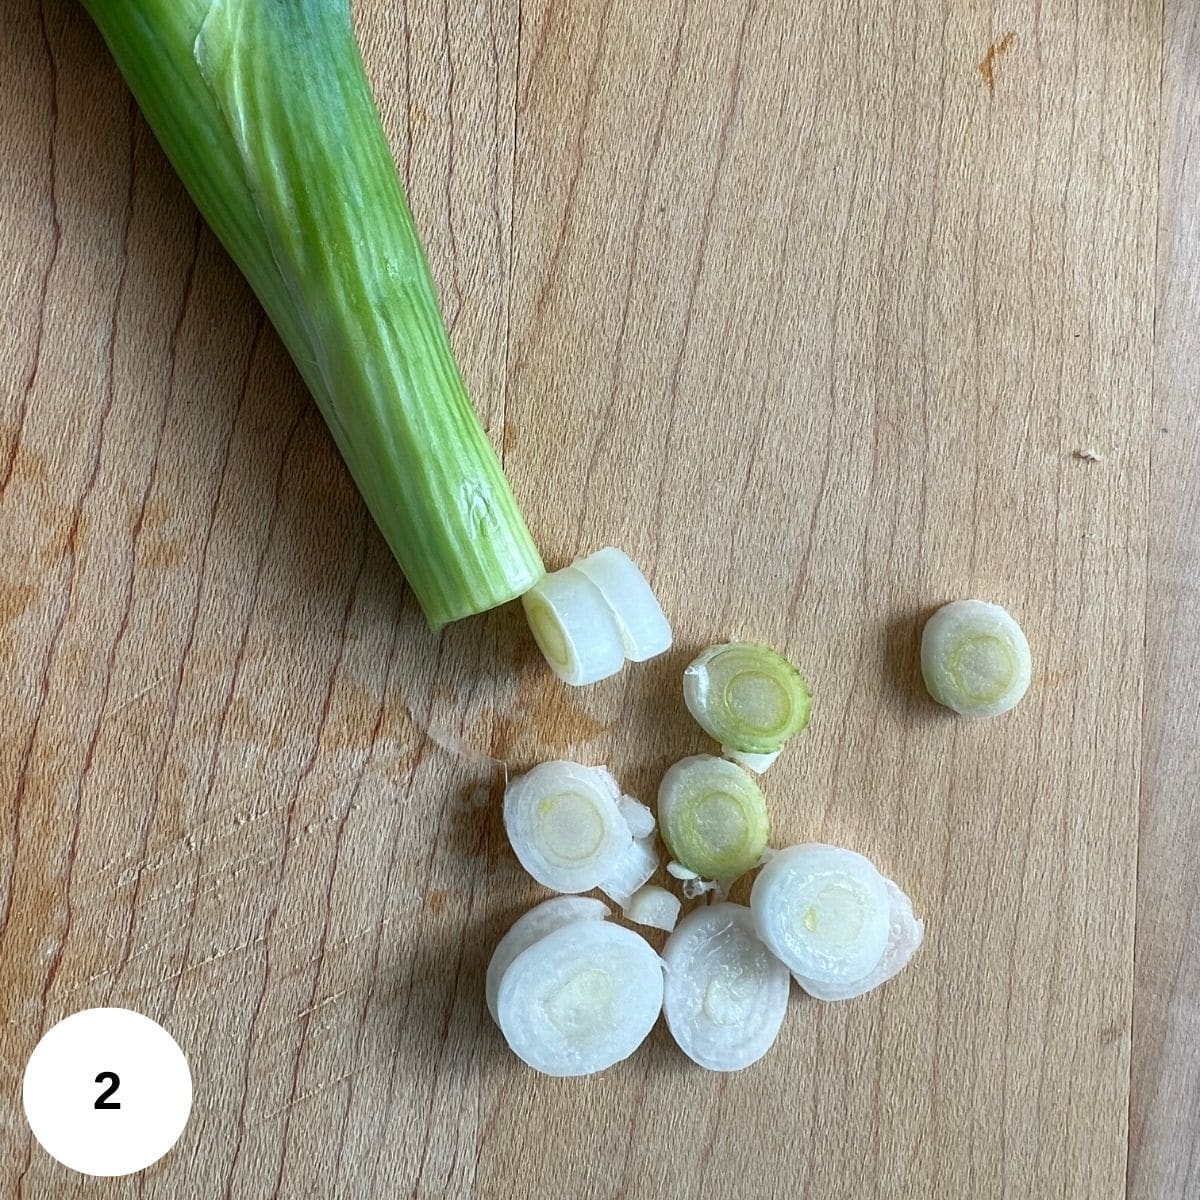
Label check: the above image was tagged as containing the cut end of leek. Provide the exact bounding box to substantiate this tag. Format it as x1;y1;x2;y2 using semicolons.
523;549;672;685
623;885;682;932
662;903;790;1071
750;844;890;985
494;919;664;1077
503;761;631;892
793;878;924;1002
684;643;811;755
658;756;769;882
485;896;610;1024
921;600;1032;718
522;570;626;686
617;795;656;840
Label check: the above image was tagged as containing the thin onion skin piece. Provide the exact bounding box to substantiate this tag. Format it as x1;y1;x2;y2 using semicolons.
485;897;609;1024
750;843;891;985
683;643;812;755
662;903;790;1072
81;0;544;628
920;599;1032;718
792;878;924;1002
503;761;631;893
495;921;664;1077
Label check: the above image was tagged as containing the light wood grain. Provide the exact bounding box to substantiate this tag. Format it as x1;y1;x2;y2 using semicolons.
1129;3;1200;1197
0;1;1171;1197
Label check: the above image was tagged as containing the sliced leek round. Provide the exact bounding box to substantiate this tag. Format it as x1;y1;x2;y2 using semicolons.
574;547;673;662
684;643;811;755
750;843;890;986
793;877;924;1002
494;919;664;1077
658;755;769;882
920;599;1032;717
485;896;609;1023
503;761;631;892
662;902;790;1071
521;568;625;686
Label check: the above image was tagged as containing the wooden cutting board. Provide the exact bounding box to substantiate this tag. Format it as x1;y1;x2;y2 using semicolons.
2;1;1193;1197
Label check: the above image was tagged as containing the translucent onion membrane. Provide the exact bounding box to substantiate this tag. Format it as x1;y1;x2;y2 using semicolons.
793;878;924;1001
658;756;769;882
684;643;811;757
522;549;672;686
750;844;891;986
920;599;1032;718
493;917;664;1077
662;903;790;1071
623;885;681;932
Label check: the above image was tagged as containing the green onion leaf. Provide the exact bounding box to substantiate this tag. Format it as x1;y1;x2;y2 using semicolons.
81;0;544;627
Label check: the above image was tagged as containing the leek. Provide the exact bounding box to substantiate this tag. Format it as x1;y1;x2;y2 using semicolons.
81;0;544;627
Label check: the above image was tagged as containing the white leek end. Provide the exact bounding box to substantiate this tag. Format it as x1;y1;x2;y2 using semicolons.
662;902;790;1071
920;599;1032;717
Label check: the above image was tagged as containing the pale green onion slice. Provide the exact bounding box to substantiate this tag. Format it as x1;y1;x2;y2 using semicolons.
658;756;769;882
617;796;656;839
723;747;782;774
623;885;681;932
750;844;890;985
684;643;811;755
793;878;924;1002
574;548;673;661
920;599;1032;717
662;903;790;1072
503;762;631;892
598;837;659;906
485;896;609;1024
521;568;626;686
494;920;664;1077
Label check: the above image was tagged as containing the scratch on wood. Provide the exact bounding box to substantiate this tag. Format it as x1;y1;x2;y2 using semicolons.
979;32;1016;94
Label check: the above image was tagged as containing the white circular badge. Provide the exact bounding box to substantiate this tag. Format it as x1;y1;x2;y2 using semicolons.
23;1008;192;1177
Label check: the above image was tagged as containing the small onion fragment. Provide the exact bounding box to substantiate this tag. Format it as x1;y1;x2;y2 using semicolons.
494;920;664;1077
617;795;656;839
920;599;1032;718
503;761;631;892
684;642;811;755
662;902;790;1071
750;844;890;986
623;884;682;932
658;755;769;882
598;836;659;906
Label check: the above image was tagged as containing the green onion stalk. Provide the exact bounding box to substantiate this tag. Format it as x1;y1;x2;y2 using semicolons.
81;0;544;627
